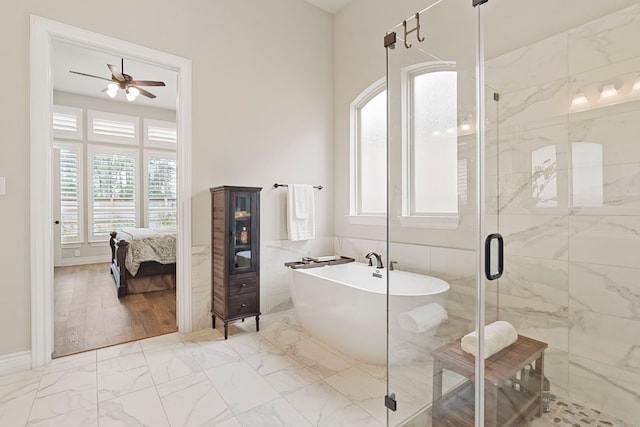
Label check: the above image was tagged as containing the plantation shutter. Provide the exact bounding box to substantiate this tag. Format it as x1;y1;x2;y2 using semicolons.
60;148;81;242
91;152;136;236
147;156;177;228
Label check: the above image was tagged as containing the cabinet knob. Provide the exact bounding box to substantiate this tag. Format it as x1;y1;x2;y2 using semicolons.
241;283;247;287
240;303;247;307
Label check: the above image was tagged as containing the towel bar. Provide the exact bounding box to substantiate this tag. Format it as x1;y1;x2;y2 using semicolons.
274;183;323;190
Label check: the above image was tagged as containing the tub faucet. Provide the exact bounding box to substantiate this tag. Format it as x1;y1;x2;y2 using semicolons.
365;252;384;269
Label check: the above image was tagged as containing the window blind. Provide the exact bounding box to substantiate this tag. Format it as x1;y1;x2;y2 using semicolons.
91;152;136;236
147;156;177;228
60;149;80;242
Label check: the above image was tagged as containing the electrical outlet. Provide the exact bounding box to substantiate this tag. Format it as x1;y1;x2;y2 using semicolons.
74;249;80;257
0;177;5;196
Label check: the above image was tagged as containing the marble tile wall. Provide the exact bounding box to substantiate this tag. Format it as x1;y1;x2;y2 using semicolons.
485;3;640;423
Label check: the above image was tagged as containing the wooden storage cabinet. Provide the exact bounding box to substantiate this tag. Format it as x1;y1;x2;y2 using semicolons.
210;186;262;339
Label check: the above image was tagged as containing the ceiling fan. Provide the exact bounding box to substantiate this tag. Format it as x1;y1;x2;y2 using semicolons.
69;58;165;101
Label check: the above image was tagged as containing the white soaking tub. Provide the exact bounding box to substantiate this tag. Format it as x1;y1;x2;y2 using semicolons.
287;261;449;365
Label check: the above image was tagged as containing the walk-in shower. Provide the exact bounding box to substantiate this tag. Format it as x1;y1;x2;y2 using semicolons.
384;1;640;425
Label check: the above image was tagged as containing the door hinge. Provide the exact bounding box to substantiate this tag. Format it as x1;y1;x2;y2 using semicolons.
385;393;397;411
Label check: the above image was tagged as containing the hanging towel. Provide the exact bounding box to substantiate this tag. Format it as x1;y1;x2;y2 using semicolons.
460;320;518;359
287;184;315;241
398;303;448;333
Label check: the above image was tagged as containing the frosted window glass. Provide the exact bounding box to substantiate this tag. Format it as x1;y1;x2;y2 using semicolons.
359;90;387;214
572;142;603;207
412;71;458;214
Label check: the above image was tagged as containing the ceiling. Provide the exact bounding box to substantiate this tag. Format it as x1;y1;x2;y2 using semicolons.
52;40;178;111
303;0;353;13
51;1;352;109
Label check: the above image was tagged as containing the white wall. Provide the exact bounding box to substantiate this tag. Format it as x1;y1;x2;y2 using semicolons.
0;0;333;356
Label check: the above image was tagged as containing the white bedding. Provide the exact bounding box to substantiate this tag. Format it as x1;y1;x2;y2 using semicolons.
116;228;176;276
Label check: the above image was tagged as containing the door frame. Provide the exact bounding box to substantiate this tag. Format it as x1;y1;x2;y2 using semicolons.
30;16;193;367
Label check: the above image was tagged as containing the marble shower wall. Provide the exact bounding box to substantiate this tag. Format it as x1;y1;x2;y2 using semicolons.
486;3;640;423
191;238;334;331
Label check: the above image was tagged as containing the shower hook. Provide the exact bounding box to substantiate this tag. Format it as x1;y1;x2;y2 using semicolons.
403;13;425;49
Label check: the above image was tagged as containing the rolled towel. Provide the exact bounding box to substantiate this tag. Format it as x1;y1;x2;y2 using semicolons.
460;320;518;359
398;303;448;333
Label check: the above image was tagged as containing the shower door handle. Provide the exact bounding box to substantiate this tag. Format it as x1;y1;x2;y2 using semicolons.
484;233;503;280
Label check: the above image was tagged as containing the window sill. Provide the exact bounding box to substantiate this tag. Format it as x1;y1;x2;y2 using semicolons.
398;215;459;229
346;215;386;226
61;242;82;249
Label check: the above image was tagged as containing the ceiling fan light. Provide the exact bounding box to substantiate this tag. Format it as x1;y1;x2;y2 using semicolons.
106;83;118;99
125;87;139;102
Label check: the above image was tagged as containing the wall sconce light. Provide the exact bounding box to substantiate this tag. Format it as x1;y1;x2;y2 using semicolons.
599;83;619;100
571;91;588;108
632;76;640;93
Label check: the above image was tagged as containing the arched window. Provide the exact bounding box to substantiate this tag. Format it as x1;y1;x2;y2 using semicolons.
349;79;387;223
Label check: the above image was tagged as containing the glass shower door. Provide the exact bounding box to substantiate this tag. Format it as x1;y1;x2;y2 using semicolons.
385;1;493;425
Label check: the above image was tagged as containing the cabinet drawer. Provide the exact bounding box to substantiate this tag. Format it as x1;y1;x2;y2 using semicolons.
228;293;258;317
229;276;257;296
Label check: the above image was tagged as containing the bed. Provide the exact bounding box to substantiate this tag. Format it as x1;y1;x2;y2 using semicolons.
109;228;177;298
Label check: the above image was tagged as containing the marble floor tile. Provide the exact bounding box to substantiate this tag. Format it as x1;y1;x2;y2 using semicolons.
284;337;354;379
98;386;169;427
143;342;202;385
244;351;320;395
183;337;243;371
204;360;281;415
28;365;97;424
285;382;384;427
96;341;142;362
236;397;313;427
157;372;234;427
27;405;98;427
43;351;96;375
226;332;280;357
96;352;154;402
0;374;41;427
324;366;387;423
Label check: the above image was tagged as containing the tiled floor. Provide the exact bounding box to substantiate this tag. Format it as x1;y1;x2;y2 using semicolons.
1;309;634;426
0;310;388;427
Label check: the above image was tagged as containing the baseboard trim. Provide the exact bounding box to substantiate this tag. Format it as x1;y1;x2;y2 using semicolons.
58;255;109;266
0;351;32;376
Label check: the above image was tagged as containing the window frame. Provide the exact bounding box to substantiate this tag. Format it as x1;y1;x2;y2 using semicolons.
401;61;459;229
348;78;387;225
144;118;177;150
87;109;139;145
53;105;83;140
53;141;84;245
143;149;177;229
87;144;140;242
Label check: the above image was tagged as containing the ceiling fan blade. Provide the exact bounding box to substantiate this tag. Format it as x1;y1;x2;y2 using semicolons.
128;80;166;87
132;86;157;99
69;70;113;82
108;64;125;82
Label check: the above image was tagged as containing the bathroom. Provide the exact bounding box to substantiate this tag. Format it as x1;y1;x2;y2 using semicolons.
1;0;639;426
282;0;640;425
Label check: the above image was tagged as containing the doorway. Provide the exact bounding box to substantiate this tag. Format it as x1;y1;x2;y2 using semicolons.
30;16;193;368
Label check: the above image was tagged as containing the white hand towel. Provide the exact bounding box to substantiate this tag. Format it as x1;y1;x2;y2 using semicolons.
460;320;518;359
287;184;315;241
292;184;313;219
398;303;448;333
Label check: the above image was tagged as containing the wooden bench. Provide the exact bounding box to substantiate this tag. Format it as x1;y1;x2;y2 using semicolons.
432;335;547;427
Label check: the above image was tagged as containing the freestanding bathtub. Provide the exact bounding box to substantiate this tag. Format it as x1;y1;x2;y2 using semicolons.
287;261;450;365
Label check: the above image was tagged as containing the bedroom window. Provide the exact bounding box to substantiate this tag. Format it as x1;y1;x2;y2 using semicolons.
87;110;139;145
55;142;83;244
144;151;177;229
401;63;458;229
88;145;139;241
349;78;387;225
53;105;83;140
144;118;177;150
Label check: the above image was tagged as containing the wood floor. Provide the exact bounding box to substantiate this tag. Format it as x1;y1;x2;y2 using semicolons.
53;262;177;358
